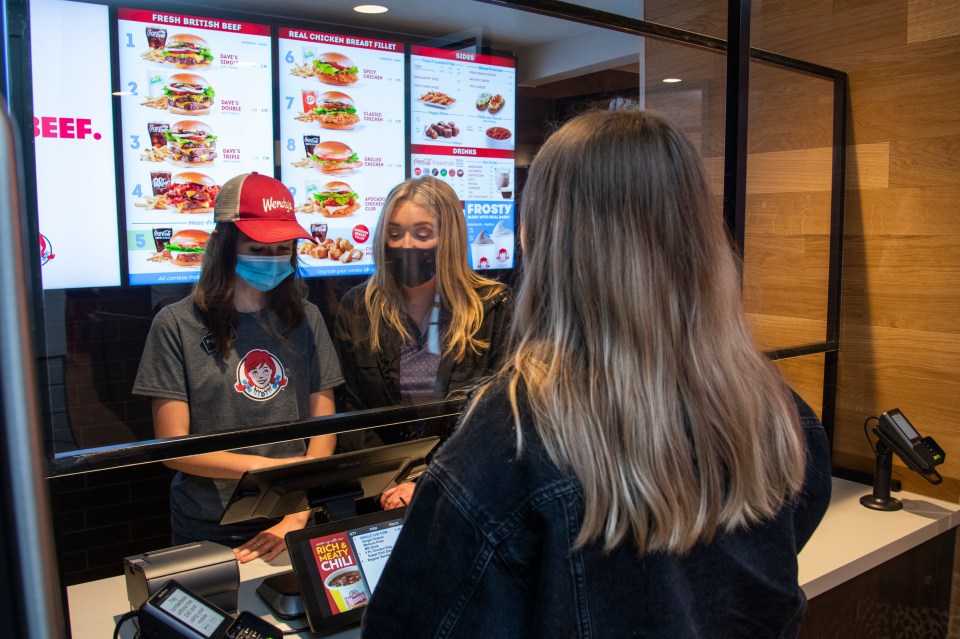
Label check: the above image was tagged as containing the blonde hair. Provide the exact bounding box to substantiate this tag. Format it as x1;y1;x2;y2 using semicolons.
480;110;805;556
365;177;505;361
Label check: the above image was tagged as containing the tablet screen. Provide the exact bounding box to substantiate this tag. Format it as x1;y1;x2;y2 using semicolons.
286;508;406;633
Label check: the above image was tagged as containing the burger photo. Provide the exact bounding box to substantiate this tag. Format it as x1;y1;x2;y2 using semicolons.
315;181;360;217
314;91;360;130
310;141;362;175
164;172;220;213
163;229;210;267
313;52;359;86
162;34;213;69
164;73;215;115
166;120;217;167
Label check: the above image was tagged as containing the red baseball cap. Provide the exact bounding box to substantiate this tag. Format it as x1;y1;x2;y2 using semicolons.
214;172;314;243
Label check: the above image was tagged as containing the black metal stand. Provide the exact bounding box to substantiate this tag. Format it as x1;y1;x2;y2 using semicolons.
860;440;903;511
256;491;363;618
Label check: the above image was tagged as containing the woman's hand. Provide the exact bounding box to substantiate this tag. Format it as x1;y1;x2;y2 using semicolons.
233;512;310;563
380;482;416;510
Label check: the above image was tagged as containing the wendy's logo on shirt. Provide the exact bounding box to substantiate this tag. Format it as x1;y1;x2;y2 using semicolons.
235;349;288;401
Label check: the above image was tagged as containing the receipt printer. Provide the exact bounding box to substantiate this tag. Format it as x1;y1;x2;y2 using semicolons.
124;540;240;612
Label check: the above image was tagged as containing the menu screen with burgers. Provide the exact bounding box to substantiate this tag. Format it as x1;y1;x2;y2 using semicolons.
278;27;406;277
410;45;516;271
117;8;274;285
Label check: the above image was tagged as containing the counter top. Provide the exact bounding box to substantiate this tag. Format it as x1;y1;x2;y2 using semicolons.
69;477;960;638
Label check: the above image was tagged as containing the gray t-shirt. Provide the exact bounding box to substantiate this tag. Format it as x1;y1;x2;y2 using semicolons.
133;296;344;543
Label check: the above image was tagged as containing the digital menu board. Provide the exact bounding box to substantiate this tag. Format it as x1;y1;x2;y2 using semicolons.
278;28;406;277
31;0;122;289
410;46;516;271
117;8;274;286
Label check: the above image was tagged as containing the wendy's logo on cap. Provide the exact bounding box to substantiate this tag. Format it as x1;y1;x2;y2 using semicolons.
262;196;293;213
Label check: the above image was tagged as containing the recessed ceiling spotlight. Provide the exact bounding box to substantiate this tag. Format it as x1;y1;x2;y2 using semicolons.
663;77;682;83
354;4;388;13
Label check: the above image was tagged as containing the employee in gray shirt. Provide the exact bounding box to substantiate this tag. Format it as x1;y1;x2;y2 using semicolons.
134;173;343;563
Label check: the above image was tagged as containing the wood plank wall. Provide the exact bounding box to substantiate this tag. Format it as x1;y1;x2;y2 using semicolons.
646;0;960;502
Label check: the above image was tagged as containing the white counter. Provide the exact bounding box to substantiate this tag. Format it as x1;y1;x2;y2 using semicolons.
69;477;960;638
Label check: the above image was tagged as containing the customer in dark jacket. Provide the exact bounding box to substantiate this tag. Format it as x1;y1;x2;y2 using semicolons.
361;110;832;638
334;177;512;509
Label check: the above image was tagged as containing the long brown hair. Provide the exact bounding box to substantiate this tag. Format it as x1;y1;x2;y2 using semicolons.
193;223;306;358
476;110;805;556
363;177;505;362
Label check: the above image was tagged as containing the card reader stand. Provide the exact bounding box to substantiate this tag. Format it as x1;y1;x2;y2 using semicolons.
860;440;902;511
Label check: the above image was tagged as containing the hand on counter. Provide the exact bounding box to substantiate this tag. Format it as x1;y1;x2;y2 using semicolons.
233;512;308;564
381;482;416;510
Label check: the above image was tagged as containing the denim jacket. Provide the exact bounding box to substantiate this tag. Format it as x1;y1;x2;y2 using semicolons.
361;383;832;638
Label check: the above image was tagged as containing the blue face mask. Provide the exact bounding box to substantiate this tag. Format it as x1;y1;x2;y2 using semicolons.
236;254;295;292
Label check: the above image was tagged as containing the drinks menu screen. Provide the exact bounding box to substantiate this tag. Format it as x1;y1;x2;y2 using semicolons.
31;0;121;289
117;8;274;286
410;46;516;271
278;28;406;278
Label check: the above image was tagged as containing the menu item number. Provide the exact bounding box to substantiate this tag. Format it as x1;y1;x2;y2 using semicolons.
418;91;456;107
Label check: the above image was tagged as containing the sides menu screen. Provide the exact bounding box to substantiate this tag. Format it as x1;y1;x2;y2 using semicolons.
409;46;516;271
277;27;406;278
117;8;274;286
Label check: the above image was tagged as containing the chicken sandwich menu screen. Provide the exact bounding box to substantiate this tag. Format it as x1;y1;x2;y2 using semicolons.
278;28;406;277
410;46;516;271
117;8;274;286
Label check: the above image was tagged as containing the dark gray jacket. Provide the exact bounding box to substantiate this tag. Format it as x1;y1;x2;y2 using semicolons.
362;384;832;638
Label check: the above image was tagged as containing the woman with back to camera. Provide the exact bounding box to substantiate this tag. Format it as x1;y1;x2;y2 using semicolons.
361;111;832;637
133;172;343;563
334;176;512;509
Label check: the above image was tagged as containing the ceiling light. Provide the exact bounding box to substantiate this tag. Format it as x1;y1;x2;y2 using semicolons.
662;77;682;83
112;91;134;96
354;4;388;13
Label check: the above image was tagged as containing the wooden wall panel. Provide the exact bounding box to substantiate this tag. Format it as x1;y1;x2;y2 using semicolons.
774;354;826;418
646;0;960;504
907;0;960;43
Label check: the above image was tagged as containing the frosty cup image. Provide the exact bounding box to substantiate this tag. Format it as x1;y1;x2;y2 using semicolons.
324;567;369;612
471;230;497;270
491;220;514;268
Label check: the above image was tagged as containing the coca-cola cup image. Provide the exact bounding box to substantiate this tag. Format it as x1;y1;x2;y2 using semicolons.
146;27;167;50
147;122;170;148
303;135;321;158
150;171;173;196
310;223;328;243
152;227;173;252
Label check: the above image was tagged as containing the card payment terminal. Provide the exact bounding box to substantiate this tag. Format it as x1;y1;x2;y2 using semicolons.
137;579;282;639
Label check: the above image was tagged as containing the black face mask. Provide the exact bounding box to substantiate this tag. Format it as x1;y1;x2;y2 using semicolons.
384;247;437;288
